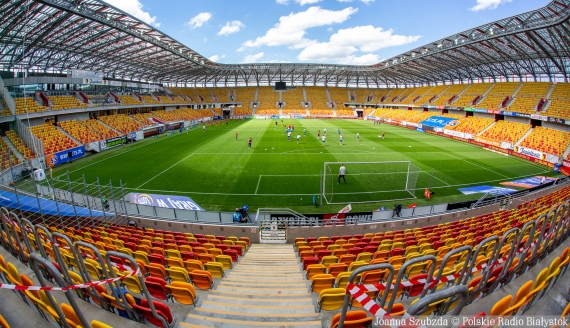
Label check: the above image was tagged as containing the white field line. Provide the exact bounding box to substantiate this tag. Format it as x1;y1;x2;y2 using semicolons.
442;152;510;179
254;176;262;195
136;153;195;189
128;170;549;197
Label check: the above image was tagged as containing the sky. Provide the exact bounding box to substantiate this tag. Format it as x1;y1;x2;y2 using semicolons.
102;0;550;65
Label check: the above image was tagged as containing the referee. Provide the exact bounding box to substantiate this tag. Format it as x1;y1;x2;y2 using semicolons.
338;164;346;184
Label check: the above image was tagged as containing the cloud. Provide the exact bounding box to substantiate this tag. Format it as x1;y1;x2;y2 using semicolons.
296;0;321;5
241;52;265;63
218;21;245;36
298;25;420;64
188;12;212;29
469;0;512;11
338;54;381;65
276;0;289;4
103;0;160;27
241;6;358;50
209;54;226;62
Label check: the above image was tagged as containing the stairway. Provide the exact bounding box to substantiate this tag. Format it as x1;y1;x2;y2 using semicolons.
56;126;82;145
477;121;496;136
515;127;534;146
182;244;320;328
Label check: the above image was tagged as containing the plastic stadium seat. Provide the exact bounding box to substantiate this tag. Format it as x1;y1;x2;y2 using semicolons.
166;267;189;283
222;249;238;262
184;260;204;272
303;257;320;270
306;264;327;280
229;245;243;256
147;263;167;280
204;262;225;278
317;288;346;312
215;255;233;269
189;270;214;290
145;277;170;300
310;274;335;293
198;253;215;264
133;299;175;328
166;281;198;306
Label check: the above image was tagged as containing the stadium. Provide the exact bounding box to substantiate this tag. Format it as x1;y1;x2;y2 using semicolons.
0;0;569;327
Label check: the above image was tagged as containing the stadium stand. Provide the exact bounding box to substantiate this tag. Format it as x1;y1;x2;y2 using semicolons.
0;98;12;116
5;130;35;160
86;93;115;107
232;107;252;116
384;88;410;103
393;110;424;121
14;97;47;114
211;108;222;116
306;86;329;112
335;108;356;117
479;120;530;144
329;88;349;104
545;83;570;120
410;85;449;105
28;123;78;155
362;107;376;117
430;84;471;106
141;95;162;105
282;87;305;111
372;89;392;103
476;82;520;110
404;111;435;124
118;94;143;106
98;114;146;134
58;120;101;144
396;86;432;104
48;95;88;111
508;82;552;114
446;116;494;135
354;89;372;103
518;126;570;157
157;95;177;105
234;87;256;103
192;88;213;103
132;112;158;125
452;83;493;107
440;112;464;120
256;87;279;115
168;88;196;102
84;119;121;139
210;88;228;102
151;110;184;122
0;137;20;170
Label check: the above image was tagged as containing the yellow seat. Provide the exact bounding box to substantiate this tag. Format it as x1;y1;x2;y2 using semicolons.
310;274;335;293
320;256;338;268
184;260;204;272
306;264;326;280
91;320;113;328
204;262;225;278
166;267;189;283
317;288;346;312
166;281;198;306
215;255;233;270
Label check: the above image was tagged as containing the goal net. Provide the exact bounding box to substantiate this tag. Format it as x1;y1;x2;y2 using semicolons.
322;161;422;204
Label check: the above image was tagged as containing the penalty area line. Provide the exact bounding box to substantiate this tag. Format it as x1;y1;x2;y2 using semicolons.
137;153;195;189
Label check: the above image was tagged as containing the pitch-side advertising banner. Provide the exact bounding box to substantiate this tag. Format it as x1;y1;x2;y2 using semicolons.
443;129;465;139
562;160;570;176
419;116;460;129
514;146;546;160
475;136;501;147
46;146;85;166
130;193;204;211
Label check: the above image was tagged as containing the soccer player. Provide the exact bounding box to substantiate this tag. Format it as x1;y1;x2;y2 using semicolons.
339;134;343;145
337;128;341;135
318;130;320;138
296;134;301;144
338;164;346;184
356;132;360;142
382;132;385;139
186;126;189;134
324;127;327;135
236;132;238;141
248;138;252;148
303;128;307;136
203;124;206;132
287;131;291;141
321;135;326;146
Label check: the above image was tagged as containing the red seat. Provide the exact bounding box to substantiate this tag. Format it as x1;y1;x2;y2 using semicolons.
322;240;333;248
229;245;243;256
306;237;317;243
145;277;169;300
189;242;201;248
216;244;229;250
360;238;371;243
368;241;380;248
152;241;165;249
181;252;197;261
197;238;208;244
124;242;137;252
432;241;444;250
330;236;340;242
390;248;404;257
364;246;377;253
223;249;238;262
303;257;319;270
354;242;367;249
316;250;332;260
216;236;226;241
348;247;362;256
149;254;166;266
132;299;174;328
193;234;205;239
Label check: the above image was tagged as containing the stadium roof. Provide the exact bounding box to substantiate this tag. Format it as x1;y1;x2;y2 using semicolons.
1;0;569;87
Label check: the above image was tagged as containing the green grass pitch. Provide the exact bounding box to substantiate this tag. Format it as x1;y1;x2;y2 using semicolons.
44;118;553;213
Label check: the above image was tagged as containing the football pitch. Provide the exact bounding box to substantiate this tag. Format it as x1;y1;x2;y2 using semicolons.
45;118;552;213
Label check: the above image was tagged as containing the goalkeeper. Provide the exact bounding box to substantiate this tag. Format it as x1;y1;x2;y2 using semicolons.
338;164;346;184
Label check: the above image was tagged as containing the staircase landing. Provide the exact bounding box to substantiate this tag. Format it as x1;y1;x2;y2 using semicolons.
182;244;320;328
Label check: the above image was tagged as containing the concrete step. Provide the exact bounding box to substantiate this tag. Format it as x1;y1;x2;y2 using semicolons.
223;277;306;283
191;308;319;321
214;285;309;295
200;300;316;314
210;289;311;297
182;314;322;328
206;294;314;306
220;281;307;287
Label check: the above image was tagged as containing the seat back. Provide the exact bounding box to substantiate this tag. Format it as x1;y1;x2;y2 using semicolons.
189;270;214;290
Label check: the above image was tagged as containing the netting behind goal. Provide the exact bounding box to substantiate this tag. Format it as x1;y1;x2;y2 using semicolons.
322;161;422;204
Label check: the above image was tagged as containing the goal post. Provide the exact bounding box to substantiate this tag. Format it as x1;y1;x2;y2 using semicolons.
322;161;422;205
